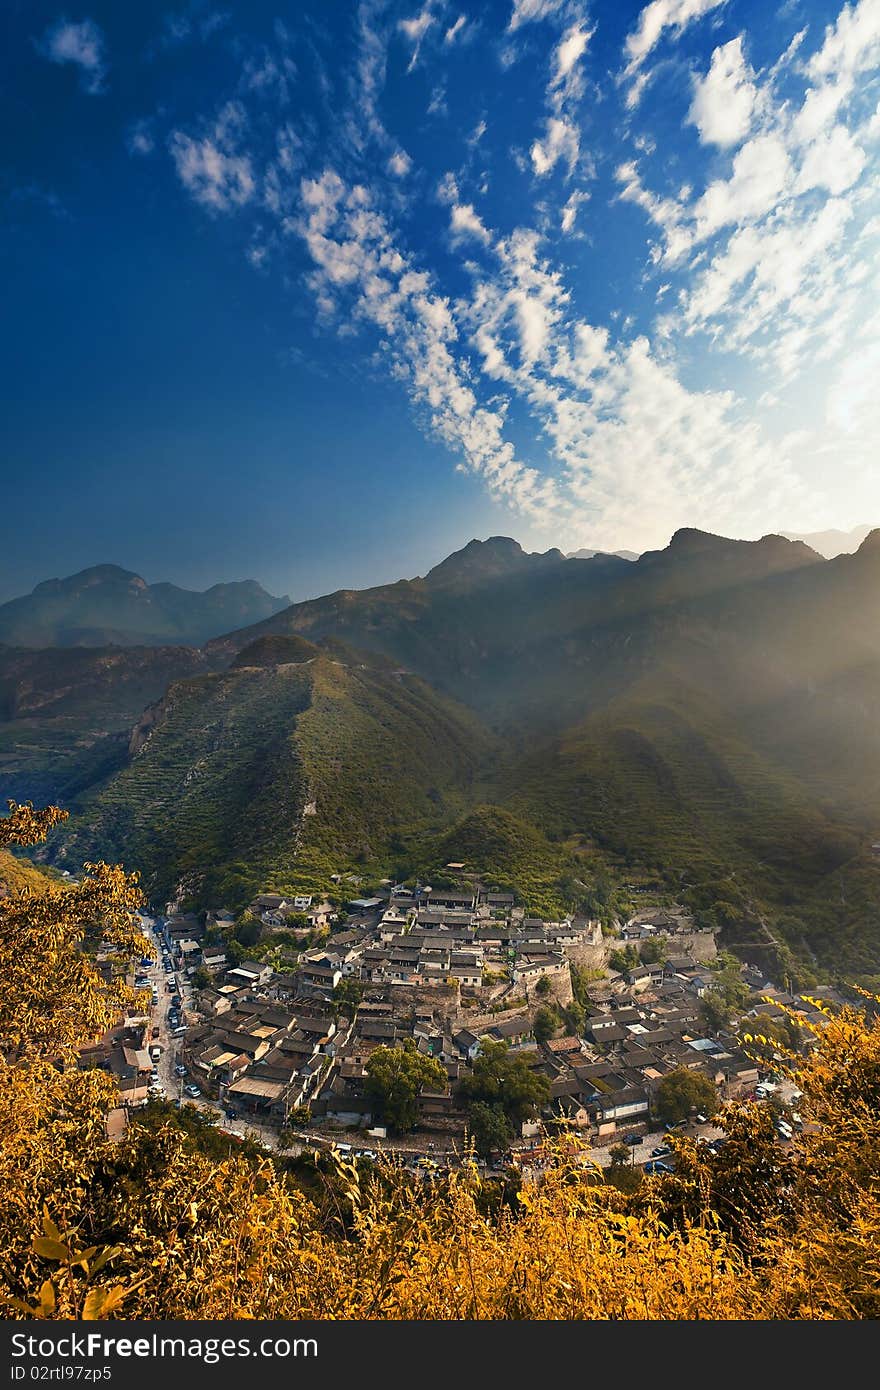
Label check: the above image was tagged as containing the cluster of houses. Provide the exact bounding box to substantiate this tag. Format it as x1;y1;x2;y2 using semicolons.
72;881;848;1153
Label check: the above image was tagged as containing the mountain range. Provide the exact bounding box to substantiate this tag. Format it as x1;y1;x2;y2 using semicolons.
0;564;290;648
779;525;879;558
4;529;880;980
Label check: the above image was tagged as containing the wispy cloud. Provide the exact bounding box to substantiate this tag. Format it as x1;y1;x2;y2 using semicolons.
169;103;255;212
37;17;107;94
621;0;727;107
164;0;880;548
126;119;156;157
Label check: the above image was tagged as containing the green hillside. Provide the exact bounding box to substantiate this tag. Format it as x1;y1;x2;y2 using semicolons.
10;528;880;976
417;806;581;919
58;648;492;908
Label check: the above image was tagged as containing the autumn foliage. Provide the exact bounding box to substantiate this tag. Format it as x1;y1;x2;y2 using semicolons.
1;803;879;1319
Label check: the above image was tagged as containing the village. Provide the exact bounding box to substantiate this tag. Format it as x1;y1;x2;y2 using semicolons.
81;872;841;1171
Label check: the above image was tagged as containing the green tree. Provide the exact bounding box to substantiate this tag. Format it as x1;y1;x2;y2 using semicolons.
234;911;261;947
332;976;364;1018
364;1043;446;1135
609;1143;631;1168
191;965;211;990
533;1005;558;1044
534;974;552;997
562;1000;586;1036
640;935;668;965
609;944;639;972
466;1102;513;1160
655;1068;718;1125
457;1042;550;1128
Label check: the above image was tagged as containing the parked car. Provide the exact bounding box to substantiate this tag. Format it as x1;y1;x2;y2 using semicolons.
695;1112;709;1124
623;1133;641;1146
150;1069;160;1084
174;1064;187;1077
184;1083;201;1099
150;1045;161;1062
651;1144;671;1157
643;1159;673;1174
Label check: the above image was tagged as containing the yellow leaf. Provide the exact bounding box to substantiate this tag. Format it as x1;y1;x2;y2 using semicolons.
32;1237;69;1262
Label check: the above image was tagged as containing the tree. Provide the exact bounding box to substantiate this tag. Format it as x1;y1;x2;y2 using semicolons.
364;1043;446;1135
608;1143;631;1168
332;977;364;1018
457;1042;550;1128
609;944;639;972
234;911;261;947
699;952;751;1030
562;1000;586;1036
466;1102;513;1160
655;1068;718;1125
534;974;552;997
532;1005;558;1044
191;966;212;990
640;935;668;965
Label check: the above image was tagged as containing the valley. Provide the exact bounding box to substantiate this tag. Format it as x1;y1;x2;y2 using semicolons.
5;528;880;981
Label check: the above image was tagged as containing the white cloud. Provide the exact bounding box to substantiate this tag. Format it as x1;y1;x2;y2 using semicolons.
37;17;107;94
688;37;757;147
295;173;560;519
795;123;866;195
445;15;468;45
450;202;492;243
807;0;880;85
553;23;592;85
531;116;580;176
693;132;791;241
825;334;880;455
169;104;255;213
162;0;880;550
399;6;435;69
560;188;589;233
622;0;727;106
126;120;155;157
388;149;413;177
508;0;568;32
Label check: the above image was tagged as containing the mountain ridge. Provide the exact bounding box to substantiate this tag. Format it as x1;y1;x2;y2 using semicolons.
7;526;880;976
0;564;291;649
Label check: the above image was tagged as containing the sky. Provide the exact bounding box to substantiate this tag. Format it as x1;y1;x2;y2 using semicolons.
2;0;880;603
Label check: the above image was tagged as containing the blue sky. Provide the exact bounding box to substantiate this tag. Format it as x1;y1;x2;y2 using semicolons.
2;0;880;603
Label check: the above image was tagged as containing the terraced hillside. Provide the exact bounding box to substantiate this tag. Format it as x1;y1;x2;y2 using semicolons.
57;639;493;907
0;642;217;805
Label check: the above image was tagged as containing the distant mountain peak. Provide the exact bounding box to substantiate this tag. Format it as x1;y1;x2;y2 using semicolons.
567;547;639;562
424;536;565;589
667;527;731;553
0;566;291;649
33;564;146;596
780;524;879;559
857;527;880;554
